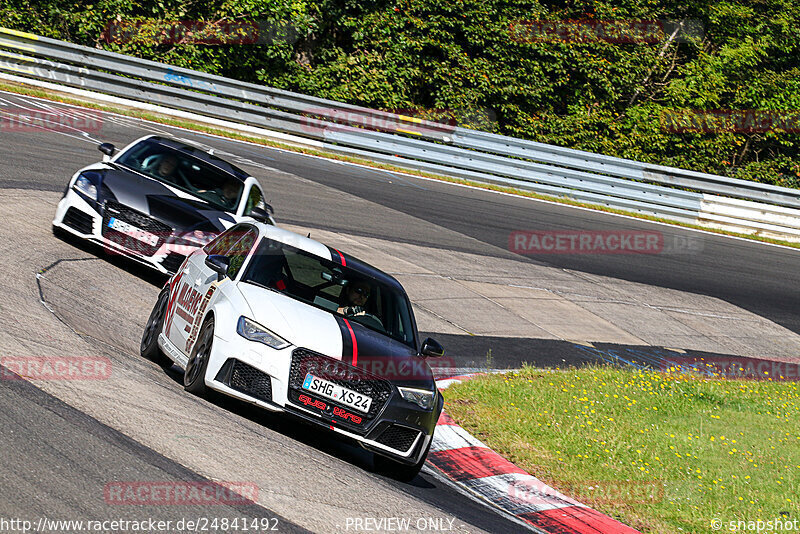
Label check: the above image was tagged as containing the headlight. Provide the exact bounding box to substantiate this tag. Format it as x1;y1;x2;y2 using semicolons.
236;316;290;350
398;387;435;410
73;174;98;200
171;230;216;247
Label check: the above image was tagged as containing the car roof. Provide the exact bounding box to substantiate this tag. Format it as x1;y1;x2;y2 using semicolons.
256;223;407;294
146;136;250;181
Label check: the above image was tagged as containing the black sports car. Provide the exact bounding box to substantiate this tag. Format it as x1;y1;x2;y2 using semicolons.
53;135;274;274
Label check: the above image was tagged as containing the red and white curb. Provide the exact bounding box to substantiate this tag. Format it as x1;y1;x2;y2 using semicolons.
429;374;641;534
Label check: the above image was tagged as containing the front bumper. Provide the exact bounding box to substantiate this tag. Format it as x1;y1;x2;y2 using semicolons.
206;345;441;464
53;190;195;274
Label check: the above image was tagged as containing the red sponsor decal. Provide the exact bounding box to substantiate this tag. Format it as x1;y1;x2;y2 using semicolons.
104;481;258;505
184;285;218;353
298;394;327;411
164;272;184;337
0;357;111;381
332;406;363;424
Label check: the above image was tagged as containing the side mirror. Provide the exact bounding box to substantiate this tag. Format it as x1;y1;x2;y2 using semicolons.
248;206;272;223
98;143;116;162
420;338;444;358
205;254;230;281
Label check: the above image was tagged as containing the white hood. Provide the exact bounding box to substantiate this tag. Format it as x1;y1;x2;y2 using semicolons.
236;283;344;360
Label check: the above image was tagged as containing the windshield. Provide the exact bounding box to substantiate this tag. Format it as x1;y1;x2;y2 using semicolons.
116;139;243;212
242;238;416;346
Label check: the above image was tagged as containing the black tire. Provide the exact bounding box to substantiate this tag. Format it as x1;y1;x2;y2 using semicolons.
140;289;170;367
184;316;214;395
374;436;432;482
52;224;67;239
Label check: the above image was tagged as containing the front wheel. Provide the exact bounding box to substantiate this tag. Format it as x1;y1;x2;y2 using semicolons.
184;316;214;395
140;289;170;367
374;436;432;482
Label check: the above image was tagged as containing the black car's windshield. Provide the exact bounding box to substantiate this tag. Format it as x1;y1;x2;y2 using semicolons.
116;139;243;212
242;238;415;346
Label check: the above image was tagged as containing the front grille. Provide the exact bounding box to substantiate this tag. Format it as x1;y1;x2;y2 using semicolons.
101;201;172;256
226;360;273;403
289;348;393;424
62;207;94;234
375;425;420;453
161;252;187;274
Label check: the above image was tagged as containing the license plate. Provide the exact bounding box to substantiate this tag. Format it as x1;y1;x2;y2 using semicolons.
107;217;159;247
302;373;372;413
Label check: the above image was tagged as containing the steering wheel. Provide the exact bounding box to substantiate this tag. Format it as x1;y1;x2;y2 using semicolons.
350;312;384;331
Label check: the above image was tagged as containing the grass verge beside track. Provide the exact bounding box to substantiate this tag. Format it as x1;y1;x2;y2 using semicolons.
1;79;799;250
443;366;800;533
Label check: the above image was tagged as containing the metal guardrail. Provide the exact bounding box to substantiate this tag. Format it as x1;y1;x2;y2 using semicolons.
3;27;800;240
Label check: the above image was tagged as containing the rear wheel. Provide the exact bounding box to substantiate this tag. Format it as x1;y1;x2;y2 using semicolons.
140;289;170;367
184;317;214;395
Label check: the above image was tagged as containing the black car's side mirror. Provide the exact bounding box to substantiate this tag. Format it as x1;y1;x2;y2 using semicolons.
205;254;230;281
420;338;444;358
98;143;116;157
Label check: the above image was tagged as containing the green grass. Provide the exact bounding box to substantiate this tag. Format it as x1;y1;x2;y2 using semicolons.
2;79;800;250
443;366;800;533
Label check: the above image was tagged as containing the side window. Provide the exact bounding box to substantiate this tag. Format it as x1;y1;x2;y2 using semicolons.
203;228;242;256
244;185;265;216
226;228;258;279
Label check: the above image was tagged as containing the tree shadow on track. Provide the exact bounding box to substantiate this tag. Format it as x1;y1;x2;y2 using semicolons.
158;364;436;489
52;225;169;287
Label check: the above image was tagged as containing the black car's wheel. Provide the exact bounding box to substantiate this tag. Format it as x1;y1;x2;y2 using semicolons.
374;436;432;482
184;316;214;395
140;289;170;367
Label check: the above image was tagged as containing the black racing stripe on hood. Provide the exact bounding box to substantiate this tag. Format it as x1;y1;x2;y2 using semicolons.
335;317;433;388
334;315;357;365
326;246;345;266
146;195;228;233
98;168;230;233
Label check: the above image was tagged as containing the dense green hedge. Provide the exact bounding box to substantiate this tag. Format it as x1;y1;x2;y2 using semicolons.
3;0;799;187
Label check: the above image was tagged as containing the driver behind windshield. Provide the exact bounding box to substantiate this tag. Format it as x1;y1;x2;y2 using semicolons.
197;180;240;210
337;280;371;317
154;154;178;179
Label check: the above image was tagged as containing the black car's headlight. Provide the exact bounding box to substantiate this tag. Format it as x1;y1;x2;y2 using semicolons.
397;387;436;410
170;230;216;247
236;316;290;350
73;173;98;201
